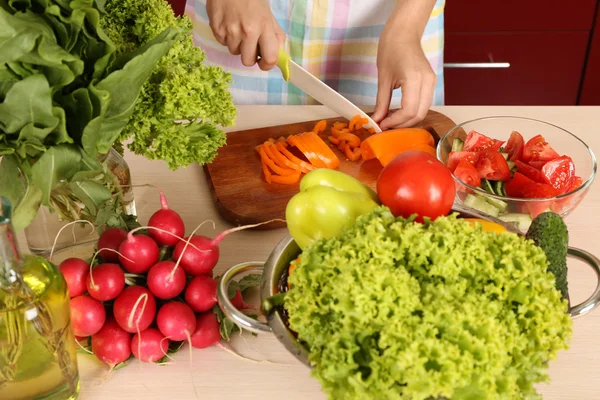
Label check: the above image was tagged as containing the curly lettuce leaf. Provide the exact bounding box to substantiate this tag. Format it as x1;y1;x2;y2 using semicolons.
285;207;573;400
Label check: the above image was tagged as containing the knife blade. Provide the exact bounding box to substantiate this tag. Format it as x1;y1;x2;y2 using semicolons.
275;50;382;133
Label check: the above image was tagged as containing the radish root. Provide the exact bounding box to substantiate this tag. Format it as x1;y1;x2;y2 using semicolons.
74;338;93;355
49;219;95;261
88;248;134;288
126;226;208;253
212;218;287;245
185;331;200;400
128;292;149;331
169;220;216;279
156;337;176;366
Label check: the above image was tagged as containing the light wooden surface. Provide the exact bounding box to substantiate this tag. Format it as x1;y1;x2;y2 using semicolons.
51;106;600;399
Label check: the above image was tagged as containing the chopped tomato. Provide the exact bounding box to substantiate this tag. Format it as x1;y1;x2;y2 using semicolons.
505;172;535;197
527;160;547;170
521;183;558;199
475;150;511;181
447;151;479;172
505;131;524;161
515;160;546;183
454;159;481;188
522;134;560;162
463;130;505;152
565;175;583;192
541;155;575;193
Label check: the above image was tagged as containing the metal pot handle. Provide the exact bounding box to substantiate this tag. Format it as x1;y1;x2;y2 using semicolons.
217;262;273;334
568;247;600;319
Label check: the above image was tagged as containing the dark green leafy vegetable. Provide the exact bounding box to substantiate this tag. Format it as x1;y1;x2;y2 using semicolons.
101;0;236;170
285;207;572;400
525;211;569;300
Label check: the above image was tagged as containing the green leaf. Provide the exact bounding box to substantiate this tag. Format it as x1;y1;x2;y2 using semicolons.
0;155;42;231
68;180;111;217
81;26;179;156
239;274;262;294
0;74;58;134
31;144;82;206
227;280;240;300
219;318;240;342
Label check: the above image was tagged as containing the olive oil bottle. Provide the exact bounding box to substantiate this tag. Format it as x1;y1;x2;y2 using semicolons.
0;196;80;399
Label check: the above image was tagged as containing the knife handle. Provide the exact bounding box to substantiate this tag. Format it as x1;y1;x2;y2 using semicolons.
256;46;291;81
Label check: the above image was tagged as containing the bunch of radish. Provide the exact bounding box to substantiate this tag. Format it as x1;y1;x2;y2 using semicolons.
58;192;260;369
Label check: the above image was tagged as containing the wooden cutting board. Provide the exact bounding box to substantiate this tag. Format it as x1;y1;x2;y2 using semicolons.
203;110;458;230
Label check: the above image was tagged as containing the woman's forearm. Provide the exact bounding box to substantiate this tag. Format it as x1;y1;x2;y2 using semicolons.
385;0;437;42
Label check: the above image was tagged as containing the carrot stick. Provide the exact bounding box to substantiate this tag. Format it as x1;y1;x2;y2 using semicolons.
287;135;327;168
264;142;303;172
261;158;272;183
258;145;297;176
333;122;348;130
344;145;361;161
303;132;340;169
271;172;301;184
349;115;362;131
328;136;341;145
276;142;314;173
312;120;327;134
337;133;361;148
331;127;350;138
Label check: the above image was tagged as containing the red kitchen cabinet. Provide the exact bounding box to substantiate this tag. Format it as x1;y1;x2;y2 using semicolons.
580;4;600;105
444;1;600;105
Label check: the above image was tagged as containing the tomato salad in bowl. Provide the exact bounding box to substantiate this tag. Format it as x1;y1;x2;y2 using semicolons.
437;116;597;231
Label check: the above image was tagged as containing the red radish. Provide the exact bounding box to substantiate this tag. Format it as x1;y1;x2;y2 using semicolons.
118;234;160;274
171;220;283;276
230;289;254;310
91;316;132;366
58;258;90;297
184;275;217;312
147;261;186;299
70;295;106;337
97;228;128;262
147;192;185;246
190;312;221;349
156;302;196;341
113;286;157;333
75;335;88;342
87;263;125;301
131;328;169;363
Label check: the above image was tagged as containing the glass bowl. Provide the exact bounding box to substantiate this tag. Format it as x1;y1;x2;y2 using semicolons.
436;116;597;232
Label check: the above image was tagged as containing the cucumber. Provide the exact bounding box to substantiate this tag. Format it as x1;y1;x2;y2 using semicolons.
501;152;509;160
464;194;501;217
483;195;508;212
499;213;533;231
507;160;516;170
482;179;495;194
452;138;464;152
494;181;506;197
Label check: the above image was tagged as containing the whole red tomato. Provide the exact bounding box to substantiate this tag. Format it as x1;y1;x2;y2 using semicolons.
376;151;456;222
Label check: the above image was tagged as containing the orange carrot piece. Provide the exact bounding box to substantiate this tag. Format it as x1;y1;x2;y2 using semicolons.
313;120;327;134
261;158;272;183
359;117;368;126
348;115;362;131
360;128;435;161
368;127;375;134
333;121;348;130
271;172;301;184
344;145;361;161
304;131;340;169
265;142;303;172
287;135;327;168
337;133;360;147
258;145;297;176
276;142;314;173
328;135;341;145
331;127;350;138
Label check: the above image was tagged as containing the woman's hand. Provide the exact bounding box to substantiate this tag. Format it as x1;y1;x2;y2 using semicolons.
372;0;437;130
207;0;285;71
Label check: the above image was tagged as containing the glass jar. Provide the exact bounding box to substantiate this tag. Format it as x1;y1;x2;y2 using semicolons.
24;148;136;257
0;196;80;400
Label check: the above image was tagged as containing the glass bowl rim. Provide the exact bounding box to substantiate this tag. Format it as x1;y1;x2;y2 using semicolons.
436;115;598;202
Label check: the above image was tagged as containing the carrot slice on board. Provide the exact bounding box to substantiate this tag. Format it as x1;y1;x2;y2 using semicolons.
378;143;437;166
287;135;328;168
276;142;314;173
333;122;348;130
344;145;361;161
261;158;272;183
297;133;331;168
258;145;297;176
328;135;341;145
312;120;327;134
349;115;362;131
331;127;350;138
337;133;361;148
264;142;303;172
271;172;301;184
361;128;435;161
303;132;340;169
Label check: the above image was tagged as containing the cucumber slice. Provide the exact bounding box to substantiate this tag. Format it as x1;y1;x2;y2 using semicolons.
452;138;464;152
499;213;533;231
507;160;516;170
501;152;509;160
464;194;501;217
482;179;495;194
494;181;506;197
482;195;508;212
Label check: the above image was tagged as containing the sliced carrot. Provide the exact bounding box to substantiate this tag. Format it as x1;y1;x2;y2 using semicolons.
303;131;340;169
359;117;368;126
287;135;327;168
312;120;327;134
378;143;437;166
333;122;348;130
271;172;301;184
276;141;314;173
368;127;375;134
344;145;361;161
297;133;331;168
264;142;303;172
258;145;297;176
361;128;435;161
261;158;272;183
328;135;341;145
349;115;362;131
331;127;350;138
337;133;360;148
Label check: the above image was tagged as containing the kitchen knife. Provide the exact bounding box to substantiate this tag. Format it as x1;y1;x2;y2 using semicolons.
274;50;382;133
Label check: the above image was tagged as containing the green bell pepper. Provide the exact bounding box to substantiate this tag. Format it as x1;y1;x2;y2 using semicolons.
285;169;380;249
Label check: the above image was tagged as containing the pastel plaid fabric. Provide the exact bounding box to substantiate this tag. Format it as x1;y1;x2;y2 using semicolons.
185;0;445;106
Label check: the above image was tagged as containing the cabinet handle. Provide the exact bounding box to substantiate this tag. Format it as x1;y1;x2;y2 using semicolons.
444;62;510;69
